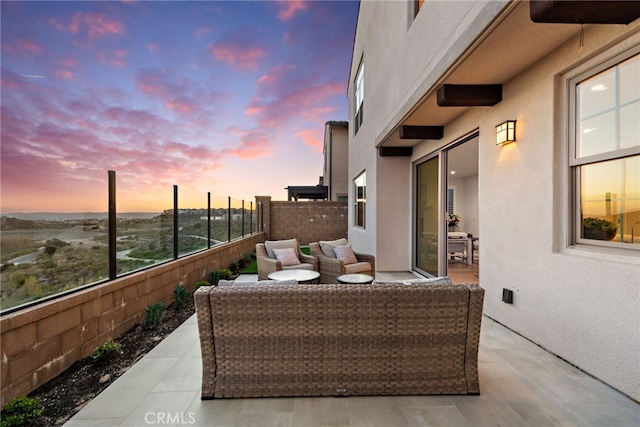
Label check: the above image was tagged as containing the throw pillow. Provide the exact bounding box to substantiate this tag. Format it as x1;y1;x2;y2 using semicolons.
319;238;348;258
333;245;358;265
272;247;301;266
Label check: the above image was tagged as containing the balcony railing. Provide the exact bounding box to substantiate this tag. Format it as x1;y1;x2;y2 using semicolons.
0;170;263;315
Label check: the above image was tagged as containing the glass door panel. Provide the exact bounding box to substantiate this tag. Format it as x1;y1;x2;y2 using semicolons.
416;156;439;275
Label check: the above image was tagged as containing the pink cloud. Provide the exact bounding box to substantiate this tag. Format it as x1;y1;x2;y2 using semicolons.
207;43;267;69
295;129;323;152
96;49;127;67
59;57;80;68
221;131;272;159
49;12;124;39
2;38;43;55
164;98;198;115
276;0;309;21
53;69;75;80
246;75;343;129
146;43;159;52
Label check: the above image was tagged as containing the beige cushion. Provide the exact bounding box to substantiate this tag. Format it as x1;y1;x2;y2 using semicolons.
344;262;372;274
265;239;298;259
272;248;300;266
319;238;348;258
372;277;452;286
282;263;314;271
333;244;358;264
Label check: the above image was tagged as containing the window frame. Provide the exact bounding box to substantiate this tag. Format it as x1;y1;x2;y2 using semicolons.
568;45;640;251
354;171;366;228
354;60;364;134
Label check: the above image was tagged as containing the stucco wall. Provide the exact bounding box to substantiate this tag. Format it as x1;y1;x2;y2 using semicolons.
350;0;640;400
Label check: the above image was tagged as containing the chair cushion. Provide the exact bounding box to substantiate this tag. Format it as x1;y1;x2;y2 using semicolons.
333;244;358;264
319;238;348;258
265;239;298;259
344;262;372;274
372;277;452;286
282;263;314;271
272;248;301;266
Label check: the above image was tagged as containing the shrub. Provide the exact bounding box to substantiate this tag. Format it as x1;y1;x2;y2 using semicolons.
193;280;210;291
1;396;43;427
227;261;238;273
218;268;232;279
173;283;190;310
143;303;165;329
91;341;123;363
209;271;221;286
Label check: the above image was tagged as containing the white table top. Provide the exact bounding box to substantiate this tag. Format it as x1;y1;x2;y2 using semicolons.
268;269;320;282
337;273;374;284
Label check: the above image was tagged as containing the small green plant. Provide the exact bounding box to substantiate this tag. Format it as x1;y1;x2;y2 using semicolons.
209;271;221;286
173;283;190;309
218;268;232;279
91;340;123;362
227;261;238;273
194;280;210;291
1;396;43;427
143;303;165;329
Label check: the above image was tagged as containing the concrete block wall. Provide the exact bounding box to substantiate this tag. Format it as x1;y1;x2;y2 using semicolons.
0;233;263;405
257;196;348;245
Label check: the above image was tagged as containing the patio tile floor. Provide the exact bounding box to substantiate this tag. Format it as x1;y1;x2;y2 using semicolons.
65;274;639;427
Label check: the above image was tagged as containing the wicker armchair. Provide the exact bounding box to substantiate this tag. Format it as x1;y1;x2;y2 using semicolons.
256;239;318;280
309;239;375;283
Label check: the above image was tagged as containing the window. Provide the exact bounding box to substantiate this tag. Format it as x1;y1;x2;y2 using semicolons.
354;172;366;228
354;61;364;134
570;48;639;250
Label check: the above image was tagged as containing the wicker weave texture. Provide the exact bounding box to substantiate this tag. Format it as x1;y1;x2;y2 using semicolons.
195;283;484;399
309;242;376;283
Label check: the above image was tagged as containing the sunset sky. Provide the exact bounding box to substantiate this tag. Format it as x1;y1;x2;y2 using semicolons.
0;0;359;213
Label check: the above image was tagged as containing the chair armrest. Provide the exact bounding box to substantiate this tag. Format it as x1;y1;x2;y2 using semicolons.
256;243;282;280
310;242;344;283
355;252;375;278
299;252;318;270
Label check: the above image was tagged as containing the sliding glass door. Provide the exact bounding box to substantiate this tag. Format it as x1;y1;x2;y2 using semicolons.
416;156;440;276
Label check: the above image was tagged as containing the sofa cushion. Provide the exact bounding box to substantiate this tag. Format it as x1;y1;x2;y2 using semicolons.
372;277;452;286
272;247;301;266
333;244;358;264
344;261;372;274
319;238;348;258
265;239;298;259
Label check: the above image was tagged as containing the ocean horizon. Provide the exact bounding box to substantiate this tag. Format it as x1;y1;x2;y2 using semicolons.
0;212;162;221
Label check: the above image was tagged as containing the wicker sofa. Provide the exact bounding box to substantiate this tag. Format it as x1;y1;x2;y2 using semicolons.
194;280;484;399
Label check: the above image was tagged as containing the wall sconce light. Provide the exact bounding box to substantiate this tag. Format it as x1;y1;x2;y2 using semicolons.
495;120;516;145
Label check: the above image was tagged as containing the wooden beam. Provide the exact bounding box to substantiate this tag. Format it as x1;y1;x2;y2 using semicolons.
530;1;640;25
437;84;502;107
379;147;413;157
399;125;444;140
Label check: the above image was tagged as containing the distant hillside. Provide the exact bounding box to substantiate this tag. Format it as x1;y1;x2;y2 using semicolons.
0;212;160;221
0;216;45;230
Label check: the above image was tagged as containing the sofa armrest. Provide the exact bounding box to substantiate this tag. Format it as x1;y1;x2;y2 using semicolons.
463;283;484;394
299;252;318;271
194;286;216;399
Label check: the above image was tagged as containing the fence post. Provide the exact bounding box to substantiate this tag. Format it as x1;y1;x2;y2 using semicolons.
207;192;211;249
250;201;253;234
108;170;117;280
173;185;179;260
241;200;245;237
227;196;231;242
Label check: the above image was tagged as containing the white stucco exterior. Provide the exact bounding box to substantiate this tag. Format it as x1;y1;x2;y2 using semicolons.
347;0;640;401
